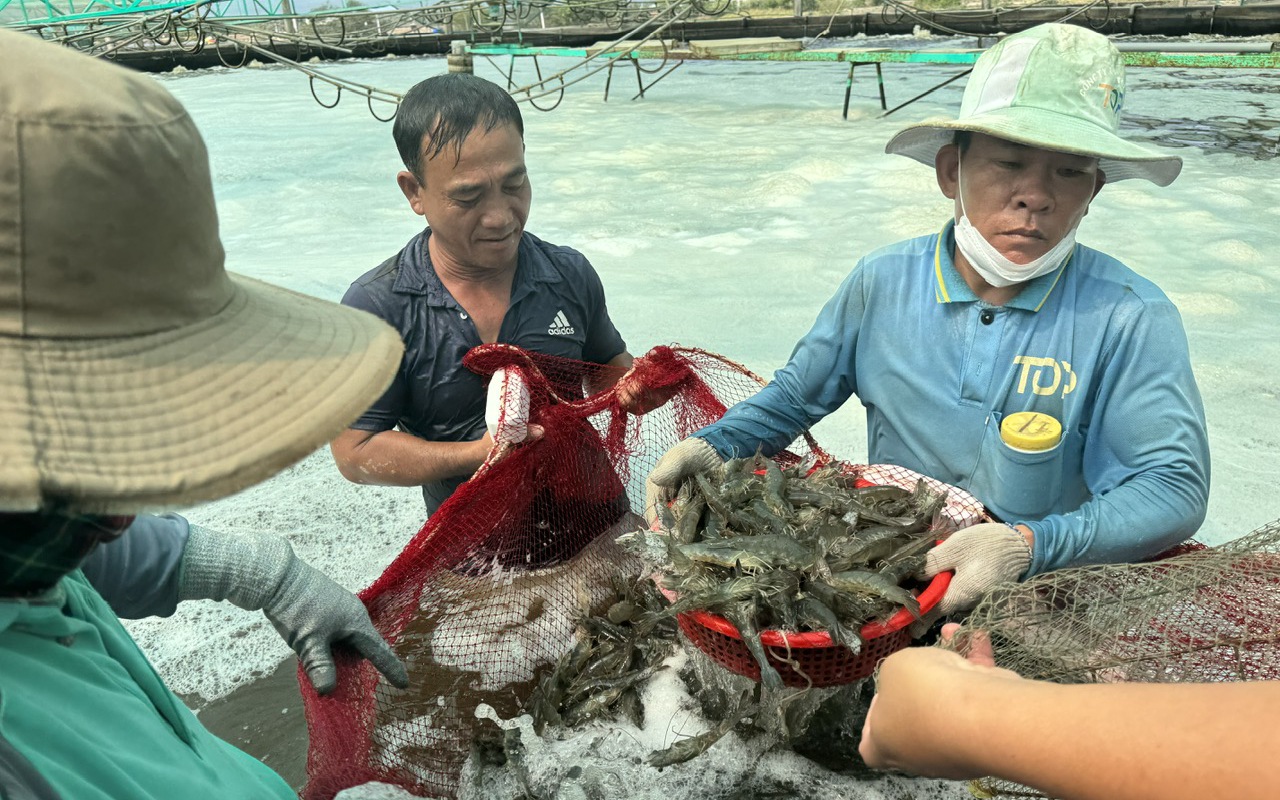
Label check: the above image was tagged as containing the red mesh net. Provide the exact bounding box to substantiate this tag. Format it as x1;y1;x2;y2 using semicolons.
297;340;1239;800
300;344;849;799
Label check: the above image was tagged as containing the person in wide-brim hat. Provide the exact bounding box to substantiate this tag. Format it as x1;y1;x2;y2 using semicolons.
648;22;1208;642
884;22;1182;187
0;31;403;514
0;29;413;800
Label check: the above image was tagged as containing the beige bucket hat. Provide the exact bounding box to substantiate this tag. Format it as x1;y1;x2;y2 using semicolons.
885;23;1183;186
0;30;403;514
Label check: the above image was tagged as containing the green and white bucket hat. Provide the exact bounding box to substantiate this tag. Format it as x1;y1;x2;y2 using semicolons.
885;23;1182;186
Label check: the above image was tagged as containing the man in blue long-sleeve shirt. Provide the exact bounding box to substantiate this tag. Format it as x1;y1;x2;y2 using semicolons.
646;24;1209;620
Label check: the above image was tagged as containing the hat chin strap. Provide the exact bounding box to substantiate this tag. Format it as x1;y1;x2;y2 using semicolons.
954;158;1077;290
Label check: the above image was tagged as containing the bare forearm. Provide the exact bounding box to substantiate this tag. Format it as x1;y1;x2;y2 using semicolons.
952;679;1277;800
331;428;487;487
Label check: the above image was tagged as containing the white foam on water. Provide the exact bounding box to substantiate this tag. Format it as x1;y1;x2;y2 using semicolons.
784;156;847;183
680;230;755;251
1096;182;1178;210
578;235;650;258
1212;239;1264;268
746;172;814;208
1166;291;1242;317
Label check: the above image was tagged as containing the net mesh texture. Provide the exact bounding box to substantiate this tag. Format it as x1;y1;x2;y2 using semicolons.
301;344;847;799
301;341;1278;800
958;520;1280;798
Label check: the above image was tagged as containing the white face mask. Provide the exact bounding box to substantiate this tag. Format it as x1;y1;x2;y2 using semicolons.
953;157;1078;289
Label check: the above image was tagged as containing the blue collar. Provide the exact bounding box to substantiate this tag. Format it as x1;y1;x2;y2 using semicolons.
932;220;1071;312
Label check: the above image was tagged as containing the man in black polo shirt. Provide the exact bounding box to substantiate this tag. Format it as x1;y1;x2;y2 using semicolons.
332;73;638;515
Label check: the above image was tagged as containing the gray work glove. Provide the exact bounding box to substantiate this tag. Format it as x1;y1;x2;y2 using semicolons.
643;437;724;527
178;525;409;694
909;522;1032;637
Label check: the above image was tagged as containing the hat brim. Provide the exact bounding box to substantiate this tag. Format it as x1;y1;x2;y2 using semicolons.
0;275;403;513
885;106;1183;187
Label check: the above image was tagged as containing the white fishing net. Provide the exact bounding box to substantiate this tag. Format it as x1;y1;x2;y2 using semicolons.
951;518;1280;798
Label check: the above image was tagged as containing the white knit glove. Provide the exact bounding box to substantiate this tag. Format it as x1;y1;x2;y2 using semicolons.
178;525;409;695
910;523;1033;636
643;437;724;526
485;367;532;445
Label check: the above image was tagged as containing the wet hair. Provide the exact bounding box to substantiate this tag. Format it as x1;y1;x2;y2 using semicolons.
393;73;524;180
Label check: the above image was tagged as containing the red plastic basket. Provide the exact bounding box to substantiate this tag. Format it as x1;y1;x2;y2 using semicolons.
666;472;953;688
674;569;949;689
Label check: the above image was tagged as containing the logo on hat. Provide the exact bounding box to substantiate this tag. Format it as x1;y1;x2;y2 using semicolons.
1099;83;1124;114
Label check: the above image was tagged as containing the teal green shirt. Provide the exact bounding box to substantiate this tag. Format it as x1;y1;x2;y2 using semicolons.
0;572;294;799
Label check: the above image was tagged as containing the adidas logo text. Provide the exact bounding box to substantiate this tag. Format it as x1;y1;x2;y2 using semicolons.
548;310;575;336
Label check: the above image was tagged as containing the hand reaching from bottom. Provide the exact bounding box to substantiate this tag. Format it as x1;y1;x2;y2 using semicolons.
859;624;1021;778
